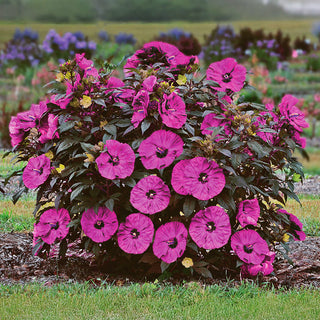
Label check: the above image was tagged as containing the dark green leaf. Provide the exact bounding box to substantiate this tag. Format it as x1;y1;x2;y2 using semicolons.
194;267;213;279
70;186;85;201
105;198;114;211
141;119;151;135
59;239;68;259
160;261;171;273
183;197;196;217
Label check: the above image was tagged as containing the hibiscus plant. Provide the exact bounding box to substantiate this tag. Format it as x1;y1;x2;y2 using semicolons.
5;41;309;279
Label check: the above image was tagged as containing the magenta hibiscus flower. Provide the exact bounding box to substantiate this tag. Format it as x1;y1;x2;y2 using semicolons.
292;131;306;148
96;140;135;180
75;53;93;70
153;221;188;263
206;57;246;93
23;154;51;189
279;95;309;132
231;229;269;264
170;159;190;196
189;206;231;250
106;76;125;89
131;90;149;128
124;41;197;75
241;251;275;277
117;213;154;254
200;113;232;138
138;130;184;170
171;157;225;201
81;207;118;243
9;116;25;147
160;92;187;129
130;175;171;214
9;101;48;146
236;199;260;227
278;209;306;241
142;75;157;92
35;208;70;244
38;114;59;144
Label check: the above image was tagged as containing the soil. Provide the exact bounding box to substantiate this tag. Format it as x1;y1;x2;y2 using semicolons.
0;232;319;288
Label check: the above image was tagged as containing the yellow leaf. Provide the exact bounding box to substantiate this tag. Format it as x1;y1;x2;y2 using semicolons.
176;74;187;85
56;72;64;82
45;150;54;160
80;95;92;108
85;153;95;163
56;164;65;173
282;233;290;243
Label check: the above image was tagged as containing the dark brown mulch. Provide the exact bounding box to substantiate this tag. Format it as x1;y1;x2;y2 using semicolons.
1;232;319;288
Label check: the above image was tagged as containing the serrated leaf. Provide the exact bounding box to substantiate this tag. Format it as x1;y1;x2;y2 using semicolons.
59;120;75;133
123;177;136;188
160;261;171;273
184;122;195;135
70;186;85;201
105;198;114;211
103;124;117;136
194;261;209;268
32;239;45;256
139;251;158;264
12;188;25;204
183;197;196;217
194;267;213;279
141;119;151;135
93;98;106;107
59;239;68;259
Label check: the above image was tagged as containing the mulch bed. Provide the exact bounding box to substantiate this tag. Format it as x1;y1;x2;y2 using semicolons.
1;232;319;288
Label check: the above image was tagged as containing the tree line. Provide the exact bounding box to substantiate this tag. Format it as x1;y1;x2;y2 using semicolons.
1;0;288;23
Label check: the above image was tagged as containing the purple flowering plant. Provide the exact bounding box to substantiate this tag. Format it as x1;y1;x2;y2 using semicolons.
5;41;309;279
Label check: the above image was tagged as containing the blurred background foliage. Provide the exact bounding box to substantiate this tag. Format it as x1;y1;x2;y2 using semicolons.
1;0;288;23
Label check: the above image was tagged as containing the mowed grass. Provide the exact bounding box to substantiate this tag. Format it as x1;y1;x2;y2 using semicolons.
0;19;318;47
0;151;26;177
0;282;319;320
287;197;320;237
297;148;320;176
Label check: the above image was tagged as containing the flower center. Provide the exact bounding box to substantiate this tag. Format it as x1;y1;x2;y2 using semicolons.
33;168;43;175
167;55;175;63
289;112;301;120
222;73;232;83
130;228;140;239
50;221;59;230
198;172;208;184
149;100;158;110
108;156;119;166
156;146;168;158
94;220;105;229
167;237;178;249
243;244;254;254
206;221;216;232
146;189;156;199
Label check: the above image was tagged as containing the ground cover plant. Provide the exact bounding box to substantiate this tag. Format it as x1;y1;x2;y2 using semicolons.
3;39;311;281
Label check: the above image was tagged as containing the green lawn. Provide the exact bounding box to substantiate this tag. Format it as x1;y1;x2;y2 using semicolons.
0;19;318;47
0;282;319;320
